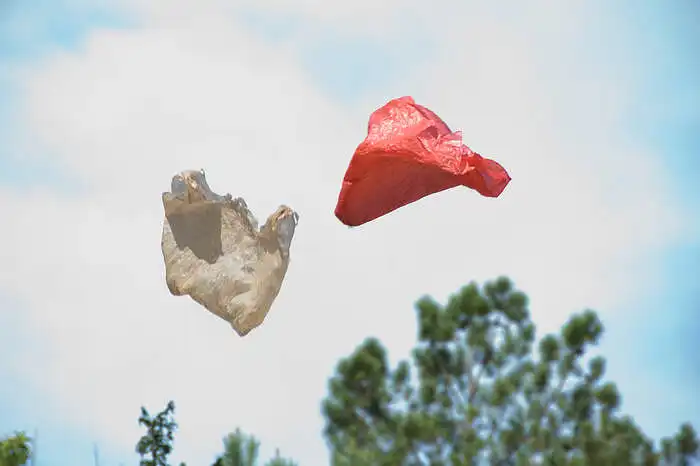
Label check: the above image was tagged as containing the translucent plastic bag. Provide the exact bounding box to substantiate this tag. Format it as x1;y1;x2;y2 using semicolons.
161;169;299;336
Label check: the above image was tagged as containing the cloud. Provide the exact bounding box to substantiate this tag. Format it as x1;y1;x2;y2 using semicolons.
1;1;697;464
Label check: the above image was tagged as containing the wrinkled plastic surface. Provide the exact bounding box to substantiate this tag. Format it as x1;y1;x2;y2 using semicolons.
161;169;299;336
334;96;511;226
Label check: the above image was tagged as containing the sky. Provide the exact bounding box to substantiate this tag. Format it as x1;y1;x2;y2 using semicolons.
0;0;698;465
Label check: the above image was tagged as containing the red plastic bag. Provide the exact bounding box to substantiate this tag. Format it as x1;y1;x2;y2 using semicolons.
334;96;511;226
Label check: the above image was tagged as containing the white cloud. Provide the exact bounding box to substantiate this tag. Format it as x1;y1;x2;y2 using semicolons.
1;1;694;465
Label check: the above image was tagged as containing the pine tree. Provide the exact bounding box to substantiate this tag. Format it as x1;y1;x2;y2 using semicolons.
212;429;297;466
0;432;31;466
136;400;184;466
322;277;699;466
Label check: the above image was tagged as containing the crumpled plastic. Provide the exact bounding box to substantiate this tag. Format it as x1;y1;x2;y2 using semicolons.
334;96;511;226
161;169;299;336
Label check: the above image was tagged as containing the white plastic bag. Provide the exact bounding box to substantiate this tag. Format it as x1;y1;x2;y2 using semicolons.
161;169;299;336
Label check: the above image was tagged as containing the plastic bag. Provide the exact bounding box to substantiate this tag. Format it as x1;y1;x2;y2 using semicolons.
161;169;299;336
335;96;511;226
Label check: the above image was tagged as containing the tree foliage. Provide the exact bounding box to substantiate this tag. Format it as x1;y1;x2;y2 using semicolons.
322;276;699;466
136;400;184;466
212;428;298;466
0;432;31;466
5;276;695;466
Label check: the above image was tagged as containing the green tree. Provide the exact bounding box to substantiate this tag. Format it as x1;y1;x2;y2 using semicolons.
0;432;31;466
212;429;297;466
136;400;185;466
322;276;698;466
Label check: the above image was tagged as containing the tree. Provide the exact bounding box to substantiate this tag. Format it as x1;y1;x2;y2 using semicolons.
136;400;185;466
0;432;31;466
212;429;298;466
322;276;699;466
